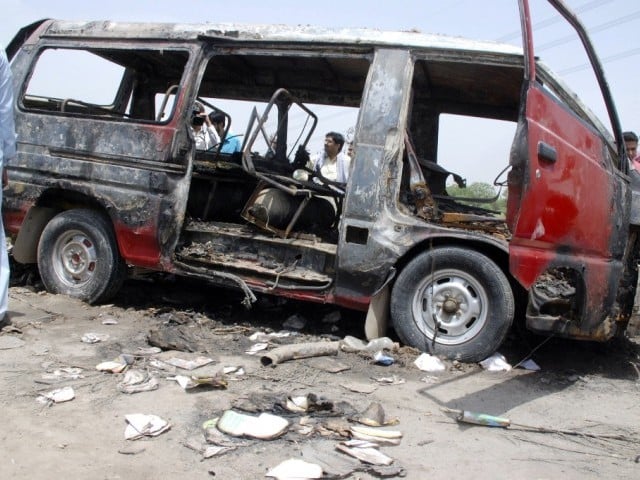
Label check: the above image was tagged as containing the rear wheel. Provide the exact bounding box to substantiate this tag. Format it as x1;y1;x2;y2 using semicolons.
37;209;126;304
390;247;514;362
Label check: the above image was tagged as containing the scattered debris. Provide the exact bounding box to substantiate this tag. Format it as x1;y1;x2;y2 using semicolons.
443;407;638;442
154;350;216;370
336;439;394;466
41;367;84;382
168;374;227;390
479;352;512;372
452;409;511;428
203;421;246;448
222;365;245;376
232;392;289;413
283;393;335;414
117;445;146;455
133;346;162;356
350;425;403;445
414;353;446;372
216;410;289;440
266;458;323;479
420;376;439;384
248;331;292;342
374;375;405;386
340;336;398;353
246;342;269;355
373;351;394;366
147;325;202;353
260;340;340;366
183;437;236;458
517;358;541;371
37;386;75;405
321;418;352;438
1;324;22;334
301;442;362;478
146;359;176;375
81;332;109;344
356;402;399;427
96;354;134;373
117;370;160;394
124;413;171;440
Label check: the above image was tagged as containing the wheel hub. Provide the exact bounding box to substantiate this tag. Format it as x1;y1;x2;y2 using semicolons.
442;296;459;314
54;232;98;286
412;268;489;345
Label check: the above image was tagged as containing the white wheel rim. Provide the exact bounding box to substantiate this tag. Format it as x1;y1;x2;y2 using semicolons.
411;267;489;345
52;230;98;288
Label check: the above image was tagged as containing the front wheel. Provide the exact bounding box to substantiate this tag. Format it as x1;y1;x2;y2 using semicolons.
390;247;514;362
37;209;126;304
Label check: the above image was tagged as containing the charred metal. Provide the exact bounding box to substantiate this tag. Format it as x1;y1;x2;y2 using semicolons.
3;3;634;363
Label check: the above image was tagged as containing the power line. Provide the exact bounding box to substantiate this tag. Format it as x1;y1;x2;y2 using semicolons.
538;9;640;51
495;0;614;42
559;47;640;75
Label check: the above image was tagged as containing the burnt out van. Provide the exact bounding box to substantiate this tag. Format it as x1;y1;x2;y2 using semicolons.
4;1;636;361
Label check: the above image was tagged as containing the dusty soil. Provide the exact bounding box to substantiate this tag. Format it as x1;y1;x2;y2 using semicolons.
1;273;639;480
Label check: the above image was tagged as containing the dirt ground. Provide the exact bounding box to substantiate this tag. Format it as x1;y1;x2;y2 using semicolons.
1;274;639;480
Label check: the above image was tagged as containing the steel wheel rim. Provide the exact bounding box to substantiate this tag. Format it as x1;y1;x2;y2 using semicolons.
411;267;489;345
52;230;98;288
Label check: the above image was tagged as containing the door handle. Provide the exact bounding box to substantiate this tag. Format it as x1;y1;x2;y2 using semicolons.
537;141;557;163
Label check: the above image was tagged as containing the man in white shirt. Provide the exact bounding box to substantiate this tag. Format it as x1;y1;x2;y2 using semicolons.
190;103;219;151
309;131;351;183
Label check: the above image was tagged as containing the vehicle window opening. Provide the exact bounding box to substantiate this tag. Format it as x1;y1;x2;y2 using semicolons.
185;51;368;242
400;56;521;235
22;47;189;123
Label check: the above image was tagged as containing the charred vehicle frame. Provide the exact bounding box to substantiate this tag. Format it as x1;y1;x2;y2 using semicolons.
4;0;637;361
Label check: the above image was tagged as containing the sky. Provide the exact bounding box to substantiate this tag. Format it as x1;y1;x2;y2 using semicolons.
2;0;638;185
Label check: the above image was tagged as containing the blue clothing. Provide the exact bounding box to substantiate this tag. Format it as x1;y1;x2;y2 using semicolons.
220;133;242;154
0;45;15;319
0;47;16;163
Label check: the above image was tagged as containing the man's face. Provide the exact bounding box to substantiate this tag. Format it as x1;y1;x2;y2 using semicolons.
625;139;638;160
324;136;341;158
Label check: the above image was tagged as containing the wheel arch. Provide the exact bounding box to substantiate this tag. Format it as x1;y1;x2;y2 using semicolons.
12;188;117;264
395;235;528;311
393;236;511;281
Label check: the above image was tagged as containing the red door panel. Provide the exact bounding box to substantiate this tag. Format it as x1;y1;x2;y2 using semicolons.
510;85;617;287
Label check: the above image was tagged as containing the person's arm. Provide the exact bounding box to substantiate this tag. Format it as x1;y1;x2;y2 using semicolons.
204;123;220;148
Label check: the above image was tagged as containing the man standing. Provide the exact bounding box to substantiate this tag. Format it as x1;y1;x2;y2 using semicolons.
310;131;351;183
208;112;242;154
0;45;15;325
623;131;638;169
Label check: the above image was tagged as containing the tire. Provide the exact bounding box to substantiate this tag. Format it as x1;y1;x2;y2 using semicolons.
390;247;514;362
37;209;126;304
